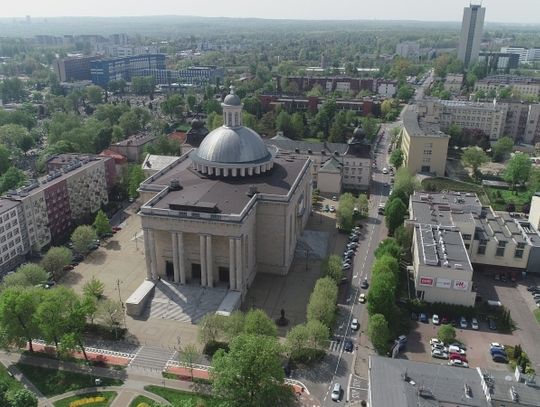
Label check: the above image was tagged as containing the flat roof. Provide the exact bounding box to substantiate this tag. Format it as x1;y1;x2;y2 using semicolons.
403;105;449;138
416;224;472;271
142;154;309;215
486;369;540;405
114;133;156;147
0;198;20;214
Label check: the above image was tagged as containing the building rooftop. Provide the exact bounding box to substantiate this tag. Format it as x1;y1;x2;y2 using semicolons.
265;134;371;159
415;224;472;271
369;356;490;407
140;153;309;215
113;133;156;147
0;198;20;214
402;105;449;138
142;154;181;172
485;369;540;405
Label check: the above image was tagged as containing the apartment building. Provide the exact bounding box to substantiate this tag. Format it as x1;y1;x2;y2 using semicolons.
475;75;540;99
457;4;485;67
395;41;420;59
400;105;449;177
443;74;464;93
282;76;398;97
500;46;540;63
0;199;29;275
408;191;540;305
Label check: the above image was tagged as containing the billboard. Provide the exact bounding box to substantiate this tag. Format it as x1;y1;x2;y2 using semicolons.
436;278;452;289
453;280;469;291
419;277;434;286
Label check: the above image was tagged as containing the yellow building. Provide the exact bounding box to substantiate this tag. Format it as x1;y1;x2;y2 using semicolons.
400;105;449;176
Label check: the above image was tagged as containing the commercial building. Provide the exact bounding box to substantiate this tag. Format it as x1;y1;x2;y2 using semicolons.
139;66;224;85
457;4;486;67
109;133;156;162
264;128;372;194
408;191;540;305
96;45;159;58
474;75;540;99
135;88;312;302
477;52;520;72
395;41;420;59
500;46;540;63
368;356;540;407
54;56;102;82
90;54;166;87
400;105;450;176
0;154;115;274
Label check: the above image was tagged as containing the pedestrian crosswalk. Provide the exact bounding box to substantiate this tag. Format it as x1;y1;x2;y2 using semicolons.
329;340;343;352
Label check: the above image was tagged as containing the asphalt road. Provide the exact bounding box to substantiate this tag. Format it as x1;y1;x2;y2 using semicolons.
297;123;396;406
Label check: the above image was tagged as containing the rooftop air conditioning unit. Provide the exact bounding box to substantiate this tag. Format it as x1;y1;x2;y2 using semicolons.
454;263;463;269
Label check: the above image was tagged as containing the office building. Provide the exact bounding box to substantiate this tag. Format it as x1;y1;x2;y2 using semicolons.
457;4;486;67
140;66;224;85
134;88;312;304
395;41;420;59
477;52;520;72
90;54;166;87
500;46;540;63
408;191;540;305
54;56;102;82
400;105;450;177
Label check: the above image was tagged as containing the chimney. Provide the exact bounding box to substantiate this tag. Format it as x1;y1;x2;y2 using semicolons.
169;179;182;191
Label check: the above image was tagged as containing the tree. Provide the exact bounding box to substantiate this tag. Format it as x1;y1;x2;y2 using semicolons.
381;99;393;118
0;167;26;194
41;246;72;281
186;94;197;112
98;299;123;339
504;153;532;192
367;272;396;321
374;239;402;261
93;209;112;237
119;110;141;136
180;343;199;381
336;193;362;232
6;389;37;407
222;311;245;342
243;309;277;337
397;84;414;102
161;94;184;120
71;225;97;255
307;277;338;328
461;147;488;180
385;198;407;235
35;287;77;350
305;319;329;350
83;277;105;300
60;295;96;361
492;136;513;162
128;165;146;199
131;76;155;96
368;314;390;354
329;111;348;143
198;313;226;344
0;287;40;352
0;124;29;150
394;226;413;252
85;85;104;105
361;116;378;142
107;79;127;94
389;148;404;169
322;255;344;284
447;123;463;145
0;145;10;175
3;264;49;288
275;111;294;139
290;112;305;139
437;324;456;344
212;334;294;407
285;324;309;357
393;167;417;198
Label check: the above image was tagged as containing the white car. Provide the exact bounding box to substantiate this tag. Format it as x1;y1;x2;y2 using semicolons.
382;167;388;174
459;317;468;329
432;314;440;325
351;318;359;330
431;343;448;352
330;205;336;213
358;293;366;303
471;318;479;330
448;345;466;355
448;359;469;368
431;349;449;359
342;263;352;270
430;338;443;346
490;342;505;351
331;383;341;401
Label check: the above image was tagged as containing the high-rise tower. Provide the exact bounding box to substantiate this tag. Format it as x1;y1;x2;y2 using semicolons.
457;3;486;68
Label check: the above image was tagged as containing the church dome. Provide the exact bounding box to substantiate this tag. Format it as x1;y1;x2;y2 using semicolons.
223;93;241;106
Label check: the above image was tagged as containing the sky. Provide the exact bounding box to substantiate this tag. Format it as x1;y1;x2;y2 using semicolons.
1;0;540;23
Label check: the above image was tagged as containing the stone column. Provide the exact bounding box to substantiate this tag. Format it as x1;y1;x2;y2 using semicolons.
178;232;186;285
143;228;153;280
235;237;243;293
148;229;158;280
200;235;207;286
229;238;236;290
206;235;214;287
171;232;179;283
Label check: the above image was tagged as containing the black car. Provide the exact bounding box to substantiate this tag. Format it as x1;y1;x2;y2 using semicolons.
72;253;84;262
527;285;540;292
360;279;369;289
344;340;354;352
488;318;497;330
492;354;508;363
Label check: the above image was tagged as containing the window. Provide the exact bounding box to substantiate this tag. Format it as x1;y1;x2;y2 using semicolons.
423;150;432;155
515;242;525;259
477;240;487;255
462;234;472;241
465;243;470;250
496;240;506;257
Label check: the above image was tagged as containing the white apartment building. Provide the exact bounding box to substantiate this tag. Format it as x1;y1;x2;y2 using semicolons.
395;41;420;59
0;199;29;274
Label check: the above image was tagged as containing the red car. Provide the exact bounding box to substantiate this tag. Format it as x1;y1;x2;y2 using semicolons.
112;226;122;232
449;353;468;363
441;316;449;324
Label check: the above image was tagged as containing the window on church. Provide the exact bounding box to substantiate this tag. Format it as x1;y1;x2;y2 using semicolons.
228;113;232;125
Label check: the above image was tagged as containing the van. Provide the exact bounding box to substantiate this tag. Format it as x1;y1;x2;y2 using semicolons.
331;383;341;401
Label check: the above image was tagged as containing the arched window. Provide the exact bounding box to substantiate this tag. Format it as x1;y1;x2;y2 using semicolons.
228;112;232;126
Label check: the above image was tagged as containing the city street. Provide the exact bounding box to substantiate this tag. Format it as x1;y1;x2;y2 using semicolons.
297;122;397;405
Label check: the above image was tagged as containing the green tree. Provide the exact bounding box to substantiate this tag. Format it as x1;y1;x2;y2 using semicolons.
393;167;417;198
397;84;414;102
461;147;488;180
6;389;38;407
360;116;378;142
498;86;512;99
222;311;245;342
329;111;348;143
71;225;97;255
35;287;77;350
198;313;226;344
385;198;407;235
305;319;329;350
492;136;513;162
0;145;10;175
368;314;390;354
389;148;404;169
290;112;305;139
93;209;112;237
336;193;361;232
307;277;338;328
243;309;277;337
322;255;344;284
41;246;72;281
98;299;123;338
85;85;104;105
275;111;293;138
161;94;184;120
285;323;309;357
0;167;26;194
447;123;463;145
381;99;393;118
0;124;29;149
131;76;155;96
3;264;49;288
119;110;142;136
0;287;40;352
374;239;402;261
83;277;105;300
107;79;127;94
186;94;197;112
437;324;456;344
367;272;396;320
504;153;532;192
212;334;294;407
128;165;146;198
180;343;200;382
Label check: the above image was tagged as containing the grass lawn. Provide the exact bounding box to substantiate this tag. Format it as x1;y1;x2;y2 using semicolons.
16;364;123;397
0;364;24;392
484;187;531;211
146;385;220;406
421;177;491;204
129;395;159;407
53;391;117;407
534;309;540;325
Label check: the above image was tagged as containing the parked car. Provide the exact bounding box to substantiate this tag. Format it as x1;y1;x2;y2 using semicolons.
382;167;389;174
324;205;330;212
358;293;366;303
72;253;84;262
419;313;428;323
490;342;505;351
330;205;336;213
500;274;508;282
431;349;449;359
448;359;469;368
471;318;479;330
397;335;407;344
112;226;122;232
361;279;369;289
430;338;444;346
351;318;359;331
459;317;468;329
63;264;74;271
494;273;500;281
342;264;352;271
492;354;509;363
331;383;342;401
449;353;468;363
490;348;507;358
344;250;355;258
347;242;358;250
344;340;354;352
448;345;466;355
441;316;449;324
527;285;540;292
349;235;360;243
432;343;448;352
432;314;440;325
488;318;497;330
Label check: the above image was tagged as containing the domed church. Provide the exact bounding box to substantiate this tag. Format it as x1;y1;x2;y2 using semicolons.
135;87;312;304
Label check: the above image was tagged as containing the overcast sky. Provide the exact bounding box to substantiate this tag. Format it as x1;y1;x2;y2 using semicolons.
1;0;539;23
